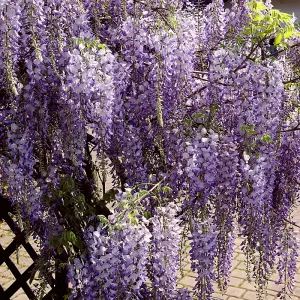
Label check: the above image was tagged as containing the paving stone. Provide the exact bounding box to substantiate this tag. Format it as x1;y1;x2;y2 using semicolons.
269;272;280;282
295;282;300;291
236;261;247;271
235;253;247;262
293;286;300;297
243;290;257;300
177;283;187;290
245;290;278;300
2;278;13;289
225;286;246;298
227;276;244;287
11;288;27;299
0;234;14;247
294;272;300;283
183;261;192;270
0;264;14;281
0;265;9;273
13;256;34;267
230;269;248;280
267;280;284;292
12;294;28;300
187;271;198;278
233;252;239;260
266;289;277;296
240;280;256;291
177;276;196;287
176;269;186;279
230;260;240;270
212;292;228;299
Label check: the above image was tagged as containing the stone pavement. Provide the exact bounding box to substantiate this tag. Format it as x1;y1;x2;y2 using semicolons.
1;209;300;299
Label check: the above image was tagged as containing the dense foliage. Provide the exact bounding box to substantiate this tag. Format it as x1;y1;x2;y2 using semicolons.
1;0;300;299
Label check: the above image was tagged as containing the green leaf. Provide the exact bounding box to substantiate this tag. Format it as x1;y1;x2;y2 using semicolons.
284;26;294;39
162;186;173;194
128;210;137;219
253;13;264;22
63;294;70;300
278;12;293;24
264;14;272;23
255;1;268;11
61;231;77;247
261;134;272;143
192;112;205;120
243;27;252;35
184;119;193;126
144;211;152;219
274;33;283;45
69;231;77;245
270;9;280;18
98;43;106;49
57;246;64;255
247;1;267;11
138;190;148;198
97;215;109;225
210;103;219;114
240;124;259;135
49;236;59;247
129;217;138;225
248;130;259;135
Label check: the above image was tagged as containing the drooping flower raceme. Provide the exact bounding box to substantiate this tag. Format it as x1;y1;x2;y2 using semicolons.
150;203;182;299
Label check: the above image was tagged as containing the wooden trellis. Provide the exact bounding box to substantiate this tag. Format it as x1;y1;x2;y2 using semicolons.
0;195;68;300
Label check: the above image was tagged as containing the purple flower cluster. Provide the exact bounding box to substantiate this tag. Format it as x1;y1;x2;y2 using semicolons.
69;195;186;299
69;218;151;299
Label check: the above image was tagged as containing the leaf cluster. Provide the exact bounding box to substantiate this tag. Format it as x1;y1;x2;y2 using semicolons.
245;1;300;47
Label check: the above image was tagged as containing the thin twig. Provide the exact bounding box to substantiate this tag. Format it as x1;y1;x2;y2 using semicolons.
186;85;208;99
283;218;300;229
193;75;233;87
278;122;300;133
192;70;209;75
283;76;300;84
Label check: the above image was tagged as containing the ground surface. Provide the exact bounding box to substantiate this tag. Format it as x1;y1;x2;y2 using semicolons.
1;208;300;299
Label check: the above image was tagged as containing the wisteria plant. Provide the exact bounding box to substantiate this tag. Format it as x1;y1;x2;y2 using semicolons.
1;0;300;299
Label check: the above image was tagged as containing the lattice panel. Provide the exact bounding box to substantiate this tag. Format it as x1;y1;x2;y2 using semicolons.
0;196;60;300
